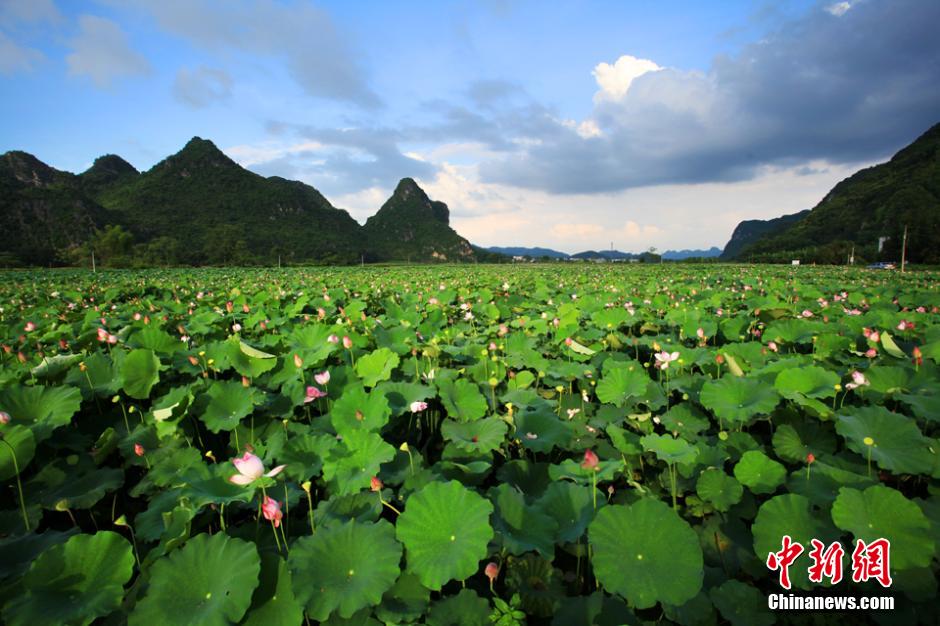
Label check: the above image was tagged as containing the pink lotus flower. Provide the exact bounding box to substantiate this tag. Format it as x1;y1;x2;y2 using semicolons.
696;328;705;339
97;328;109;342
869;330;880;343
485;562;500;583
845;370;870;390
865;348;878;358
327;334;339;344
232;323;242;333
314;371;330;385
24;321;36;332
581;449;599;470
304;386;326;403
767;341;778;352
229;452;286;485
0;411;10;425
134;443;145;457
342;336;353;349
565;337;573;346
262;496;283;527
654;350;679;370
410;401;428;412
897;320;914;331
801;310;813;318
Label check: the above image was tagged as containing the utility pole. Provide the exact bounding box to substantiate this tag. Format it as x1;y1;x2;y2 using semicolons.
277;254;281;269
91;250;96;273
848;244;855;266
900;225;908;273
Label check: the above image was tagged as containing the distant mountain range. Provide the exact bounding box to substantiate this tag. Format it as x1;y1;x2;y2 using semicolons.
720;122;940;263
486;246;570;259
4;121;937;267
0;138;492;266
661;247;722;260
488;246;721;261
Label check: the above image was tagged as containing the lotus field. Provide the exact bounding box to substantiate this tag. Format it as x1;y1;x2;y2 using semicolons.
2;265;940;625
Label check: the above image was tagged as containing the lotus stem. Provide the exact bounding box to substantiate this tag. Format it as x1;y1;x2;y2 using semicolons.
591;468;597;511
380;496;402;516
0;438;30;532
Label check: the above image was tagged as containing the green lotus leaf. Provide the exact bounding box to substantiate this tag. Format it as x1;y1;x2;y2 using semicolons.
238;339;276;360
0;385;82;442
354;348;400;388
662;591;716;626
589;498;703;609
548;458;620;485
425;588;491;626
865;366;909;395
29;459;124;510
396;480;494;590
659;403;710;440
31;353;82;380
121;348;161;399
377;381;434;416
289;520;402;621
774;365;839;400
535;481;598;543
551;591;636;626
223;339;276;379
315;491;383;529
2;531;133;626
199;380;256;433
733;450;786;495
514;409;572;453
491;483;559;557
65;352;119;397
0;530;77;580
322;430;396;495
831;485;934;570
641;433;699;466
607;424;642;456
278;432;334;482
242;553;304;626
752;494;823;590
696;468;743;512
0;424;35;481
709;580;774;626
128;533;261;626
700;377;779;424
503;554;562;618
130;326;183;354
881;331;907;358
374;573;430;625
772;422;837;464
437;379;488;422
441;417;507;454
331;384;392;435
835;406;933;475
595;362;648;407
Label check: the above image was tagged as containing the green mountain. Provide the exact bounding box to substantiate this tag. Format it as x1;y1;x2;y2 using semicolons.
719;210;810;260
363;178;476;262
0;138;493;266
0;151;113;266
727;122;940;264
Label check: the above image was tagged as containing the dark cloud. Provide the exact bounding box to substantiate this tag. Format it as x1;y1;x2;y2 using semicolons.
172;66;232;108
120;0;380;107
478;0;940;193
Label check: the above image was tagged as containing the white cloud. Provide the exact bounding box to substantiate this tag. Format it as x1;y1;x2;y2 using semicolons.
332;186;391;223
226;140;325;167
0;31;43;74
173;66;233;108
592;54;662;101
551;222;605;239
66;15;150;87
826;2;853;16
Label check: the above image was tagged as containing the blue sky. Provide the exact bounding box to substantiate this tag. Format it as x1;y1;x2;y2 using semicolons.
2;0;938;252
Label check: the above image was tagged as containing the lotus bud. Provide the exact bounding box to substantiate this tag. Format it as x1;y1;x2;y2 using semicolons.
293;354;304;369
581;449;599;470
484;562;500;584
0;411;10;425
370;476;384;492
134;443;145;457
